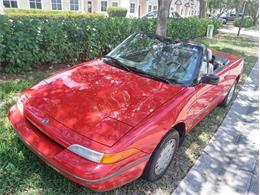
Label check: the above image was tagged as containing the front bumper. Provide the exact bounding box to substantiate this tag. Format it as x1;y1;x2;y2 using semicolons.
8;105;149;191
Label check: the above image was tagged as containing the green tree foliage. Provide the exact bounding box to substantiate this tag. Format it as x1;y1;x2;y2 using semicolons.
246;0;259;25
208;0;243;15
234;16;254;27
208;0;258;27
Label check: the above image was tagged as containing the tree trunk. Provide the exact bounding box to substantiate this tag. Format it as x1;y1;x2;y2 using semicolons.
156;0;172;37
252;12;259;25
199;0;207;18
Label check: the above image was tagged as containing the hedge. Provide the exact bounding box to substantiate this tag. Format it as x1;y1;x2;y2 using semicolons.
4;8;104;17
107;7;128;17
234;16;254;28
0;16;221;73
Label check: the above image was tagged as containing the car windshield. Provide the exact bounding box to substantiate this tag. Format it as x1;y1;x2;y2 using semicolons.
105;33;201;85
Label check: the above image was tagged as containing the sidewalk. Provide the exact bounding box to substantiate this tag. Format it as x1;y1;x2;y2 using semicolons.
173;61;259;195
219;24;259;38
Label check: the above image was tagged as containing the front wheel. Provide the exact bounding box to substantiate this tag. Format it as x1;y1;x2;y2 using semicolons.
220;81;237;107
142;130;179;181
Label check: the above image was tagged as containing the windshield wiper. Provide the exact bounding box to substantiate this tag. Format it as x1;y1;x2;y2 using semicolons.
102;56;173;84
102;56;131;72
148;75;173;84
129;67;173;84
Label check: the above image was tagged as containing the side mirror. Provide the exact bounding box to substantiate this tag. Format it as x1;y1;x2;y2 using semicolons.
102;45;113;55
201;73;220;85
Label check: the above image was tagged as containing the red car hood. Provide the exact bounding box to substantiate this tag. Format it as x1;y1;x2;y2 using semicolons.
24;59;184;146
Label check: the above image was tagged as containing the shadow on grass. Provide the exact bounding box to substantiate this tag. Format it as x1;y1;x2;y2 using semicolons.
0;95;234;195
218;35;258;48
198;34;259;52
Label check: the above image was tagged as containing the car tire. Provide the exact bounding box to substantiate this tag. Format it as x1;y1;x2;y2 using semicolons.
142;130;179;181
220;81;237;107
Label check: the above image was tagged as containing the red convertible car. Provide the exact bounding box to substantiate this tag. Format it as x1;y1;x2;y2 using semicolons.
8;32;243;191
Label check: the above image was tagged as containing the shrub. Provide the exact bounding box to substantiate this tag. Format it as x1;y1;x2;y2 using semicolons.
234;16;254;28
0;15;221;73
107;7;127;17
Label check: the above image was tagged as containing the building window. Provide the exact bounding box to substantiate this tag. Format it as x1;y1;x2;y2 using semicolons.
88;1;92;12
101;1;107;12
3;0;18;8
112;1;118;7
130;3;135;13
52;0;62;10
153;5;157;10
29;0;41;9
70;0;78;10
148;5;152;12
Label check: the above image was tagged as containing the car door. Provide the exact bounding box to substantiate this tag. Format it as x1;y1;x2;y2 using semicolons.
190;50;230;128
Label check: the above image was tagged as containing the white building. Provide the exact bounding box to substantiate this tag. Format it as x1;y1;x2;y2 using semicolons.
146;0;200;17
1;0;200;17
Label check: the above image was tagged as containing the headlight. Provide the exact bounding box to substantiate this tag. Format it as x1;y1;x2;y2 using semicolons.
68;144;104;163
68;144;139;164
16;98;24;114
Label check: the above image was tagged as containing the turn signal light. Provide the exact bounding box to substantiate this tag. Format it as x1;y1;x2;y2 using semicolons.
101;148;139;164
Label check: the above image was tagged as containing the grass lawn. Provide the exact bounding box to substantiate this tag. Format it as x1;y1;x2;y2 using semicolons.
0;33;258;195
